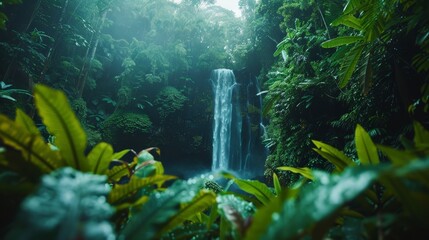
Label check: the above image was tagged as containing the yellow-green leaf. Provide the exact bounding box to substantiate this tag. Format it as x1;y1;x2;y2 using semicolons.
160;190;216;234
331;15;363;30
0;115;63;173
112;149;130;160
355;124;379;165
413;121;429;150
228;178;275;205
321;36;363;48
273;172;281;195
106;161;134;182
87;142;114;174
115;195;149;211
338;44;365;88
34;84;87;170
277;166;314;180
108;174;176;204
14;109;40;136
377;145;417;165
312;140;354;171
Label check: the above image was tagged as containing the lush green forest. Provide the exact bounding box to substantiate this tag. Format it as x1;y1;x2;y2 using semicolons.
1;0;429;239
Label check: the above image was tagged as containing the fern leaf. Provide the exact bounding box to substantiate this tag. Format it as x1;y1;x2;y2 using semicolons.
106;161;135;182
108;174;176;204
14;109;41;136
34;84;87;170
87;142;114;174
0;115;63;173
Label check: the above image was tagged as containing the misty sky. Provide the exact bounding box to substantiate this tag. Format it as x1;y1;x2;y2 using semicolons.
172;0;242;17
216;0;241;17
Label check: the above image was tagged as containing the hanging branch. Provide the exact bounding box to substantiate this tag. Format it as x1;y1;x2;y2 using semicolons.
315;0;331;39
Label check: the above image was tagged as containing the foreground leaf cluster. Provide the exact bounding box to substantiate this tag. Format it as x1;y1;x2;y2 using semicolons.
1;84;429;239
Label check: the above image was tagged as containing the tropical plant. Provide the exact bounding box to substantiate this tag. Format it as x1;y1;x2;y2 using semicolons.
0;84;175;232
1;84;429;239
321;0;429;95
0;81;31;102
5;167;116;240
273;123;429;239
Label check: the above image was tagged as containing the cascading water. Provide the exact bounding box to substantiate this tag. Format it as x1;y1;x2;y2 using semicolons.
211;69;242;171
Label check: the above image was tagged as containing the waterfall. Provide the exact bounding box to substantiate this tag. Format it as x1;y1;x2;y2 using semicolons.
211;69;242;171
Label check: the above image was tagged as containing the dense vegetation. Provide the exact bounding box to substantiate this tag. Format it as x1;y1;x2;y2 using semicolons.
1;0;429;239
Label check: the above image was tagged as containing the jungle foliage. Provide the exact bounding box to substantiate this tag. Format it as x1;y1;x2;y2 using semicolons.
260;0;429;185
0;0;246;159
1;0;429;239
1;84;429;239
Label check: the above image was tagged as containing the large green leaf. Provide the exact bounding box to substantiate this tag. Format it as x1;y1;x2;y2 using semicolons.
108;174;176;204
343;0;364;15
377;145;417;165
244;193;284;240
338;44;365;88
331;15;363;30
312;140;354;171
263;167;381;239
86;142;114;174
225;177;275;205
380;158;429;227
34;84;87;170
0;115;63;173
413;121;429;150
121;179;205;240
160;190;216;234
277;166;314;180
321;36;363;48
14;109;41;136
355;124;379;165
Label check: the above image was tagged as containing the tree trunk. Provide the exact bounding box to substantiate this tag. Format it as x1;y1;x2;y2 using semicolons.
77;10;108;97
38;0;70;82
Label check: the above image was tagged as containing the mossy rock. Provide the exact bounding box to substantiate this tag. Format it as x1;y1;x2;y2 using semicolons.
101;111;152;148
